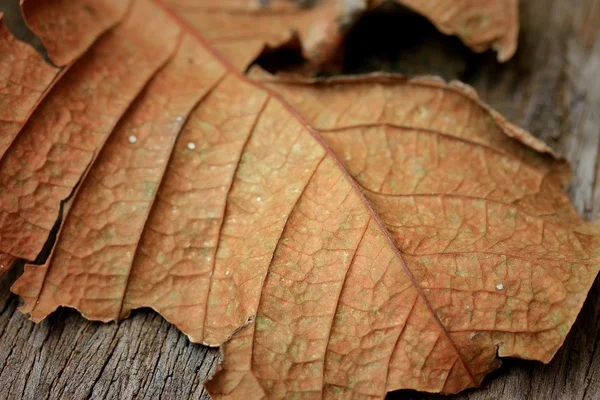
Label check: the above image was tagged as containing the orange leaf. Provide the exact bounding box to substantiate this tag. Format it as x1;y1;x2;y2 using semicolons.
165;0;519;70
1;0;597;397
390;0;519;61
164;0;341;69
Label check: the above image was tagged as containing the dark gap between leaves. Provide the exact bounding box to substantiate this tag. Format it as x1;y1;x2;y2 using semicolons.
253;1;490;81
0;0;55;66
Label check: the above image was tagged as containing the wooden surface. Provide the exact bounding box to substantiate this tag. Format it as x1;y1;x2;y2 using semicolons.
1;0;600;399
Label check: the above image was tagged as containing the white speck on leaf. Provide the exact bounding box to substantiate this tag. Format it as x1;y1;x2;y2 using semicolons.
496;283;504;290
187;142;195;150
128;135;137;144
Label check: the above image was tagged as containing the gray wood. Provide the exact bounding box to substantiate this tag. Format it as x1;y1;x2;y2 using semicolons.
0;266;219;400
1;0;599;399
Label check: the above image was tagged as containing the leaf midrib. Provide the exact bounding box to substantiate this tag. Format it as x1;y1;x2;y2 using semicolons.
152;0;479;387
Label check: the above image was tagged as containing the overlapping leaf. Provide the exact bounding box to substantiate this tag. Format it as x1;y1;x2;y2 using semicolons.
0;0;598;398
164;0;519;68
0;0;130;274
388;0;519;61
164;0;342;69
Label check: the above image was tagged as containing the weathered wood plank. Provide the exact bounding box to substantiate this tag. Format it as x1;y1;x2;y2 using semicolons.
0;0;599;399
0;264;219;400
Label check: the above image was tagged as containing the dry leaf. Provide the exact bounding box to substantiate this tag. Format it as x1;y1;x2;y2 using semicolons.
163;0;341;69
0;0;129;275
389;0;519;62
1;0;597;398
333;0;519;62
164;0;519;72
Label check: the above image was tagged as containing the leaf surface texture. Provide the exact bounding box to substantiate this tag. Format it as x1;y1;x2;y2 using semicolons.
0;0;597;397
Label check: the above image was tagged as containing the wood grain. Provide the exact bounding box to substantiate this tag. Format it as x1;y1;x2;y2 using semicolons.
1;0;599;399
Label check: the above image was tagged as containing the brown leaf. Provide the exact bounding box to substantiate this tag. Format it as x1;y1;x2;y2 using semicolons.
1;0;597;397
163;0;341;69
164;0;519;73
21;0;130;67
389;0;519;62
0;19;56;194
324;0;519;64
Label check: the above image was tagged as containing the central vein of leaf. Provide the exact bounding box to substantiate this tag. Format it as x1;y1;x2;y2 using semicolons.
151;0;476;385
